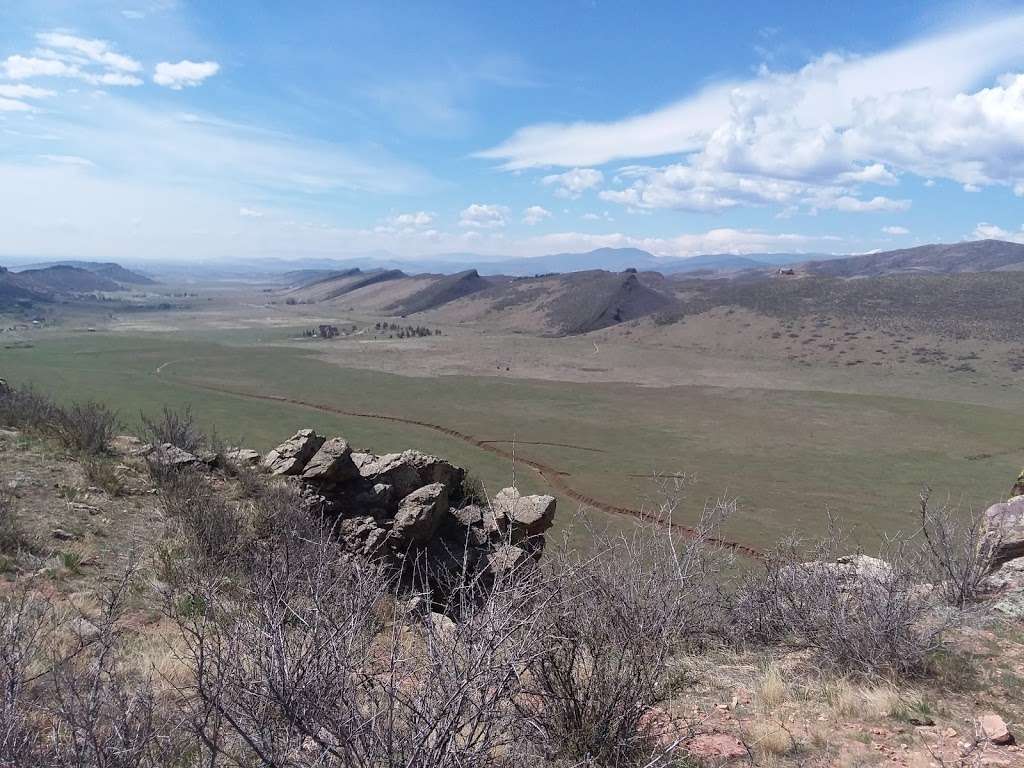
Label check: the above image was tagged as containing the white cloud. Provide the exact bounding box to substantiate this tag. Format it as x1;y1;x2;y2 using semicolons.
0;84;56;99
882;225;909;235
2;32;143;86
459;203;508;228
973;222;1024;243
1015;182;1024;196
0;97;32;112
121;10;146;20
36;32;142;73
154;60;220;89
837;163;897;185
522;205;551;225
2;55;77;80
479;13;1024;213
541;167;604;198
392;211;434;227
239;207;265;218
39;154;95;166
829;195;911;213
481;14;1024;170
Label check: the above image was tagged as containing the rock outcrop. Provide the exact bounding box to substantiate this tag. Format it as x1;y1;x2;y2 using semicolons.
257;428;557;584
985;496;1024;565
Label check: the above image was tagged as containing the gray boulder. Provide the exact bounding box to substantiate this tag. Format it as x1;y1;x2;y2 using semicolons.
401;450;465;490
302;437;358;483
491;487;557;540
487;544;529;574
984;496;1024;565
263;429;325;476
225;447;261;467
353;452;422;498
392;483;449;543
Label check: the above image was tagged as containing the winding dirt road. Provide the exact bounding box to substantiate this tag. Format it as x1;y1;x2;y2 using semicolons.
154;361;763;559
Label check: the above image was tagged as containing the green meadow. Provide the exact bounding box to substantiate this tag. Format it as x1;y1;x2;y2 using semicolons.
3;330;1020;550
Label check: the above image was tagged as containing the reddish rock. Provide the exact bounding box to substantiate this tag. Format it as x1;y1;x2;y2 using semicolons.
978;712;1014;745
685;733;748;761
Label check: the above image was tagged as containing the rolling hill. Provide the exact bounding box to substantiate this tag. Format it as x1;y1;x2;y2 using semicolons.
14;265;122;293
800;239;1024;277
12;261;155;285
387;269;491;314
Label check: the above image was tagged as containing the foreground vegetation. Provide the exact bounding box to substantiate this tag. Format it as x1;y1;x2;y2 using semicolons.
0;386;1019;766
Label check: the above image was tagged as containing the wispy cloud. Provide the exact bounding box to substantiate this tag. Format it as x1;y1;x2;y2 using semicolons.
479;13;1024;217
2;31;143;85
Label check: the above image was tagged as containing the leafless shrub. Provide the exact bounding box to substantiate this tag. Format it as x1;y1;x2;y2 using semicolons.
0;486;26;556
516;495;734;766
917;487;997;608
158;470;245;567
737;518;946;678
53;400;120;455
140;404;205;453
45;563;185;767
0;382;58;433
0;587;49;765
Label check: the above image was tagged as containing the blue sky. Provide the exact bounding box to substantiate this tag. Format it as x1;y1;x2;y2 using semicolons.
2;0;1024;262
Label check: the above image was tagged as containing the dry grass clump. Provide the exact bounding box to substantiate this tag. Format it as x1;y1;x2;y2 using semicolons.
754;661;789;710
747;718;798;757
81;457;126;497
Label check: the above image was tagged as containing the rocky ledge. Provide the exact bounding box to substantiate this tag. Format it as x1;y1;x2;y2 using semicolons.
255;429;556;583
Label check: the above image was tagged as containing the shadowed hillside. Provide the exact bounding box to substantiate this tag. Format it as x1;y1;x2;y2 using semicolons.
387;269;491;314
13;265;121;293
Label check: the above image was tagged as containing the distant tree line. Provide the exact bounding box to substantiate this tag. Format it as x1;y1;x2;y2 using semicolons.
374;322;441;338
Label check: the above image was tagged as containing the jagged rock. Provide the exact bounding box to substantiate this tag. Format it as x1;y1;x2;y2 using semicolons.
392;483;448;543
148;443;202;469
1012;470;1024;498
978;712;1014;745
491;487;557;541
353;452;422;498
338;516;389;557
402;450;465;490
225;447;261;467
984;496;1024;565
263;429;325;476
487;544;529;574
302;437;358;483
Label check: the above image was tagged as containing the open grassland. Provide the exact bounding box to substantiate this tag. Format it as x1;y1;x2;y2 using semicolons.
2;329;1020;550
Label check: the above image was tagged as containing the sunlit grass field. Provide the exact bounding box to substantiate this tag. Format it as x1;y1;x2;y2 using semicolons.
3;330;1020;550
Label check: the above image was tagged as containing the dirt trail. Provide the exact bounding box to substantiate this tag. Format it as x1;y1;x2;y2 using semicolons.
155;362;763;559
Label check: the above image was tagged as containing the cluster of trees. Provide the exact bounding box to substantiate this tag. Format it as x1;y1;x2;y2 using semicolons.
374;322;440;338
